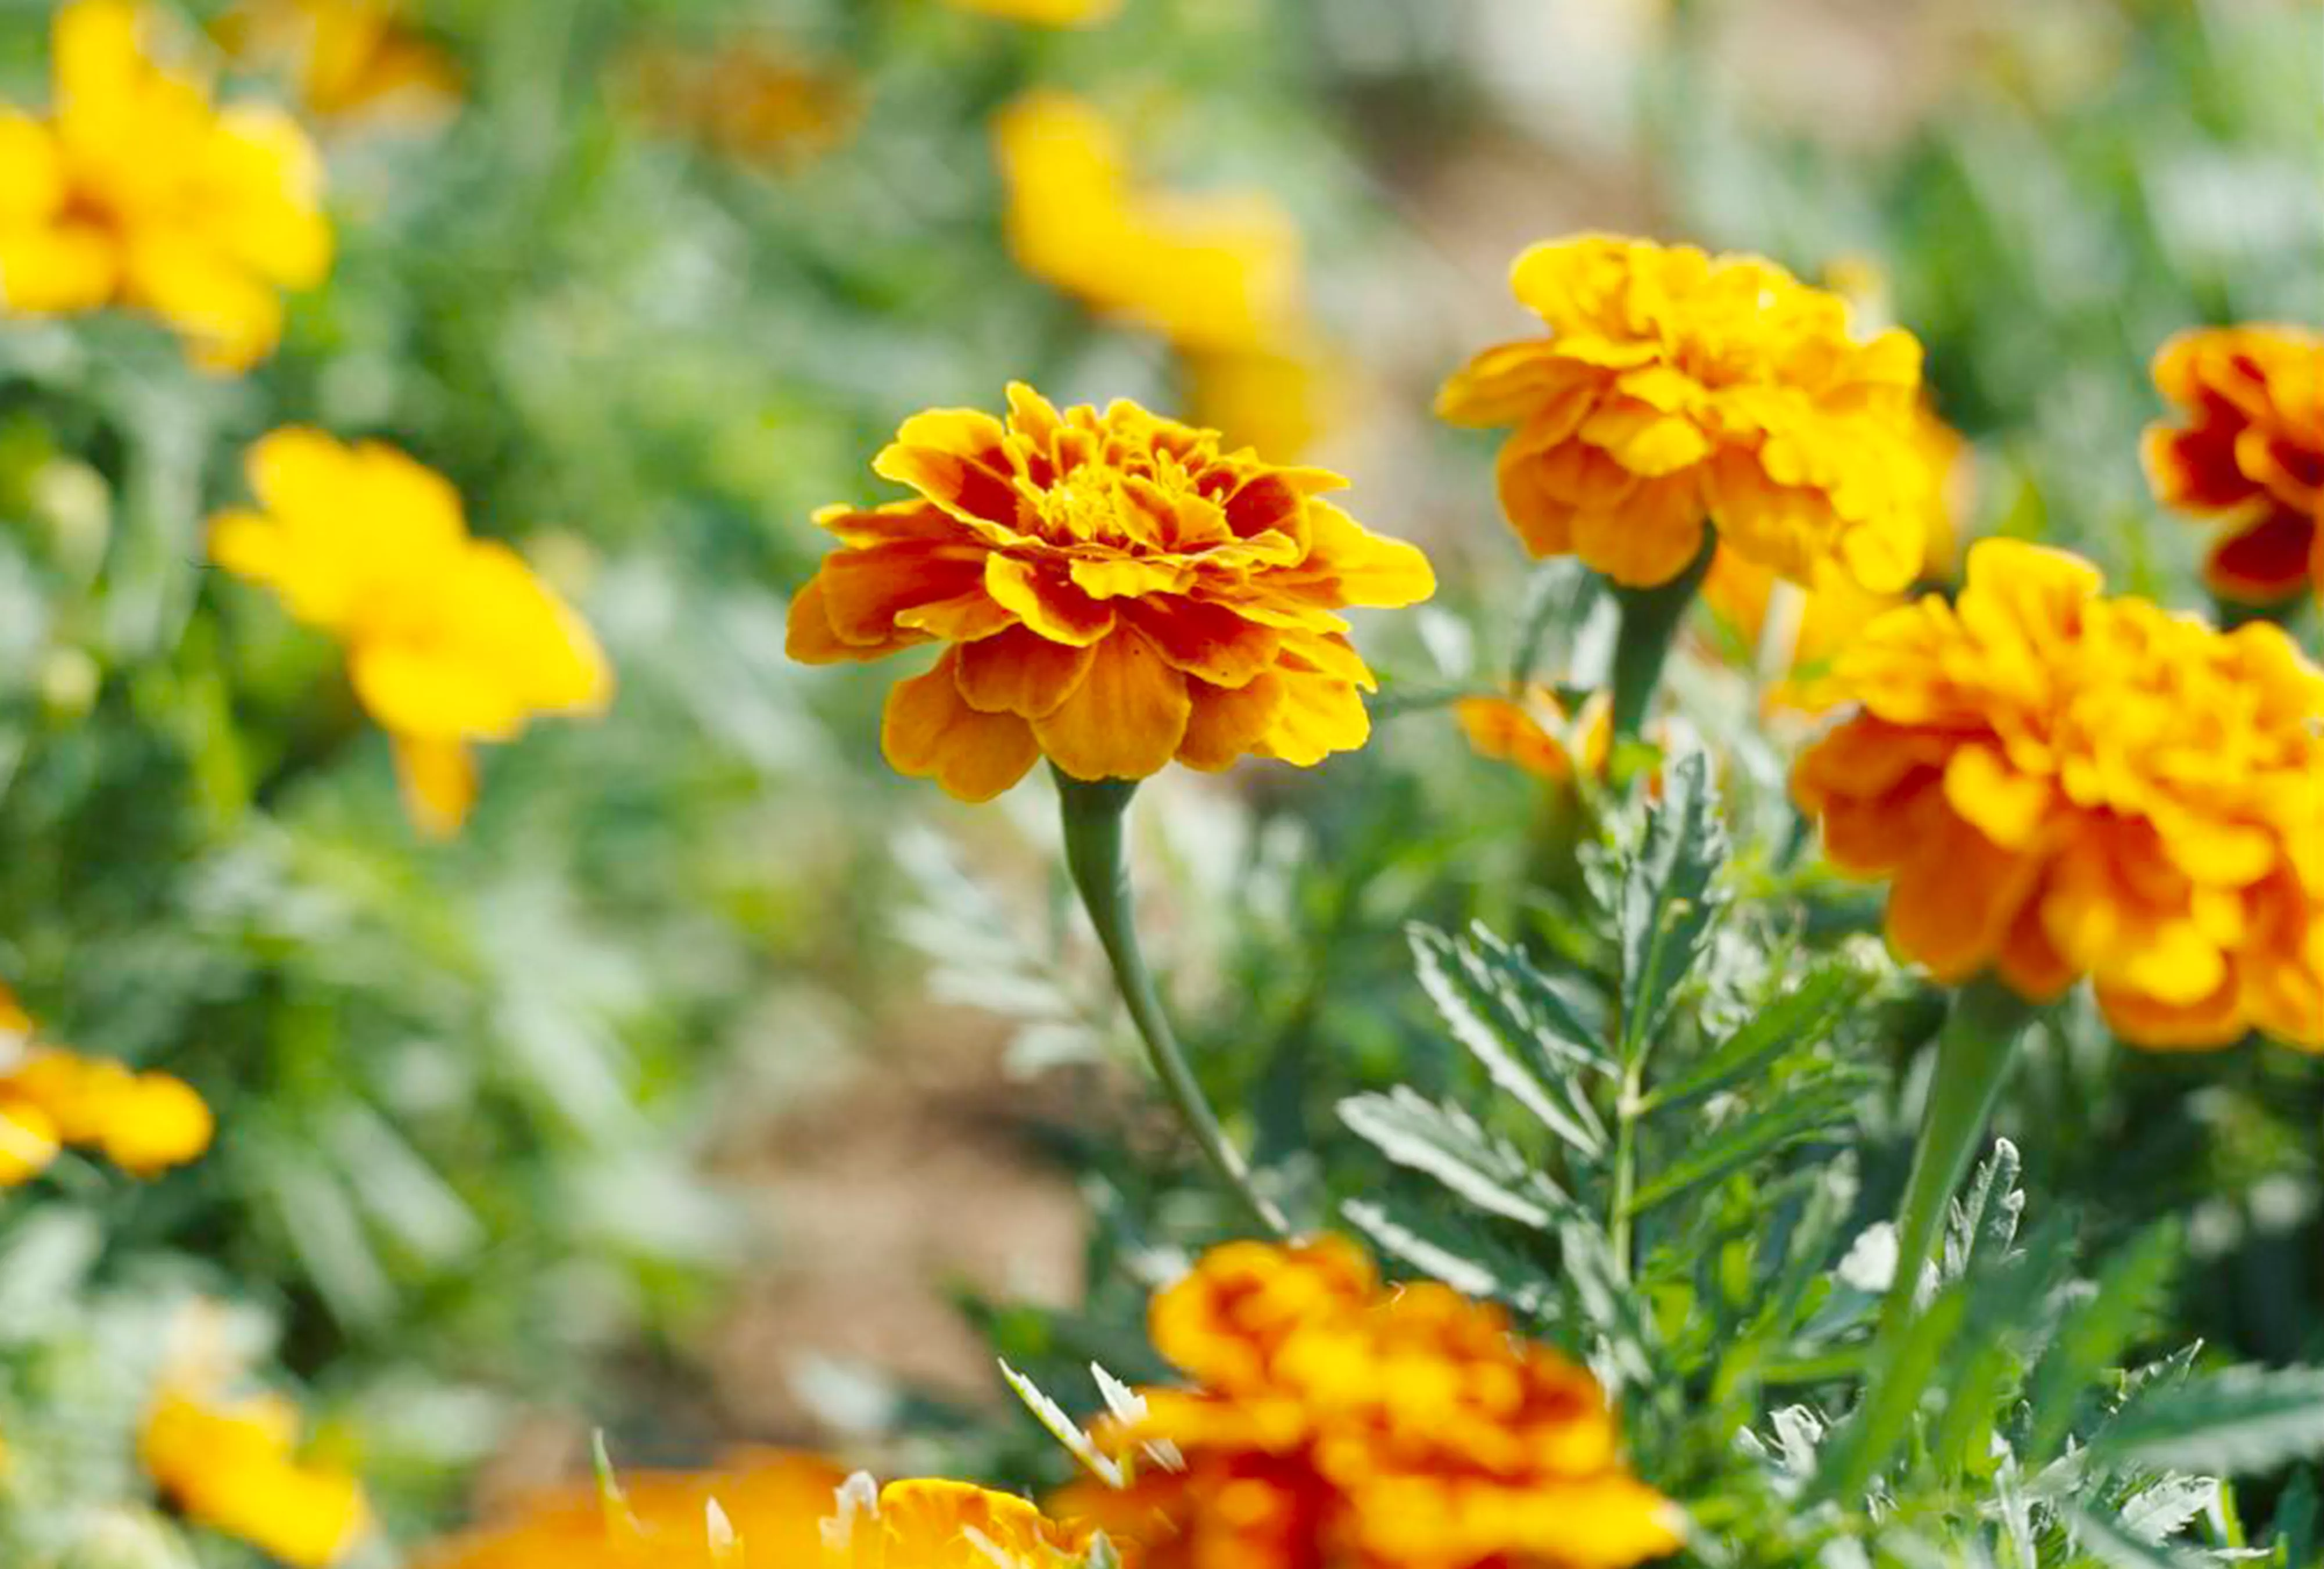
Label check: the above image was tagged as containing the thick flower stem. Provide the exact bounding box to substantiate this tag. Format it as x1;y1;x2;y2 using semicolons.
1056;771;1292;1240
1608;535;1717;744
1879;978;2034;1338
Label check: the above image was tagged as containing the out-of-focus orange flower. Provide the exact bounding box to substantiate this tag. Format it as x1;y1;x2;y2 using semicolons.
624;38;856;171
0;0;331;371
1793;539;2324;1049
217;0;462;132
143;1381;370;1567
2143;324;2324;604
944;0;1124;28
209;429;613;837
1064;1237;1685;1569
786;384;1433;801
1438;235;1935;593
1457;687;1615;782
421;1454;1106;1567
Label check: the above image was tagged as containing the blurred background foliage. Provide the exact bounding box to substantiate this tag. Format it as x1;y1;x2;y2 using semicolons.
0;0;2316;1561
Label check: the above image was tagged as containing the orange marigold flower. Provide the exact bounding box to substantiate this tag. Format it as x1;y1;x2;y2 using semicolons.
210;429;614;836
1793;538;2324;1049
1064;1237;1685;1569
786;384;1434;801
143;1382;370;1567
421;1454;1107;1568
944;0;1123;28
1437;235;1935;594
0;0;331;371
1457;687;1615;783
217;0;463;132
2143;324;2324;604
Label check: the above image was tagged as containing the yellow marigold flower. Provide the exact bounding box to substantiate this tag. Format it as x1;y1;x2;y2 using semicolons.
142;1384;370;1567
0;1047;211;1177
1457;687;1615;783
0;1100;62;1187
1792;538;2324;1050
2143;324;2324;604
209;429;614;837
217;0;462;132
787;384;1434;801
1437;235;1935;593
1064;1237;1685;1569
944;0;1123;28
995;93;1304;357
0;0;331;371
1186;342;1344;462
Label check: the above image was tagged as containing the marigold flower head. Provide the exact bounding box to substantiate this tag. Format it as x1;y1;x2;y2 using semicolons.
0;0;331;371
1064;1237;1684;1569
0;1046;211;1177
142;1382;370;1567
1457;687;1616;783
944;0;1124;28
2143;324;2324;604
787;384;1434;800
1793;538;2324;1049
210;429;613;836
217;0;461;131
1438;235;1935;594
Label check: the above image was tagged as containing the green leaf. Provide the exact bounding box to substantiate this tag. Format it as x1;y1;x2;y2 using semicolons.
1409;923;1608;1160
1339;1088;1571;1229
2095;1365;2324;1476
1341;1195;1549;1315
1648;960;1868;1115
1626;1075;1866;1217
2024;1221;2184;1463
1942;1137;2025;1282
1812;1284;1970;1502
2270;1468;2317;1566
2066;1503;2211;1568
1615;750;1727;1063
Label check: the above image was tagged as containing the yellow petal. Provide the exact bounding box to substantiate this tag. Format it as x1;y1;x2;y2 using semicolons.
392;733;476;839
1031;629;1190;781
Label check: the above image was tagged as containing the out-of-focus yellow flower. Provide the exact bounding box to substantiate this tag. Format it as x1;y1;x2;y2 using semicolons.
624;37;856;171
209;429;613;837
0;0;331;371
944;0;1123;28
1185;342;1344;465
994;92;1303;357
1063;1237;1685;1569
786;384;1433;800
2143;324;2324;604
1438;235;1935;593
1457;687;1615;782
419;1453;1105;1567
0;1047;211;1177
1793;539;2324;1049
0;1101;62;1187
0;981;30;1040
142;1382;370;1567
217;0;461;132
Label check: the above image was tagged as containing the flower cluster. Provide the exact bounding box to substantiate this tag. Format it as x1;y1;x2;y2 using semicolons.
1438;235;1936;593
1066;1237;1684;1569
143;1379;370;1567
2142;324;2324;604
1793;538;2324;1049
0;0;331;370
217;0;463;133
210;428;613;836
787;384;1433;800
0;991;211;1185
420;1453;1104;1568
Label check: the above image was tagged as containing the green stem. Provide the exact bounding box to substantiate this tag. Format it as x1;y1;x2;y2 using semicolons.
1879;978;2033;1337
1608;535;1716;743
1608;1051;1648;1283
1055;771;1290;1239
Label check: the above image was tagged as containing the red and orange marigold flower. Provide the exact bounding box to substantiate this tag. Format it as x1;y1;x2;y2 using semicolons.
2142;324;2324;604
787;384;1434;800
1437;235;1935;594
1793;539;2324;1050
1063;1237;1684;1569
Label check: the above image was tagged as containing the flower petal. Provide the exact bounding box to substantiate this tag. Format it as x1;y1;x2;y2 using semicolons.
1032;630;1190;781
881;651;1041;802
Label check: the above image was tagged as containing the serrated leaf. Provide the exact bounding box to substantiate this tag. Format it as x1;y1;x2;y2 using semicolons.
2096;1366;2324;1477
1615;750;1727;1063
1341;1195;1550;1316
1558;1217;1656;1391
1626;1076;1865;1216
2025;1221;2184;1463
999;1359;1123;1486
1409;923;1608;1160
2118;1477;2221;1545
1648;961;1867;1115
2068;1504;2211;1568
1339;1088;1570;1228
1943;1137;2024;1282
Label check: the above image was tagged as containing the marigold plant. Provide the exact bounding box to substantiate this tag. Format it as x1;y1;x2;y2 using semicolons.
2142;323;2324;604
1793;537;2324;1049
1437;235;1935;594
142;1380;370;1567
210;428;614;836
1064;1237;1684;1569
0;0;331;371
786;384;1433;801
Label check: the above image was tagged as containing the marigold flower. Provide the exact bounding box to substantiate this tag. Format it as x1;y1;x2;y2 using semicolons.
210;429;613;836
2142;324;2324;604
944;0;1124;27
0;1101;61;1187
1064;1237;1684;1569
1792;538;2324;1049
142;1384;370;1567
217;0;462;132
0;0;331;371
0;1047;211;1177
787;384;1433;800
1457;687;1616;783
1437;235;1935;593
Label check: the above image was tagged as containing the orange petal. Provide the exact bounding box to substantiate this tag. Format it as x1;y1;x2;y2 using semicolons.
1178;674;1286;771
881;651;1041;802
984;554;1116;646
2204;511;2316;603
1124;596;1279;687
819;541;989;643
955;626;1096;718
1259;670;1369;767
1031;630;1190;781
